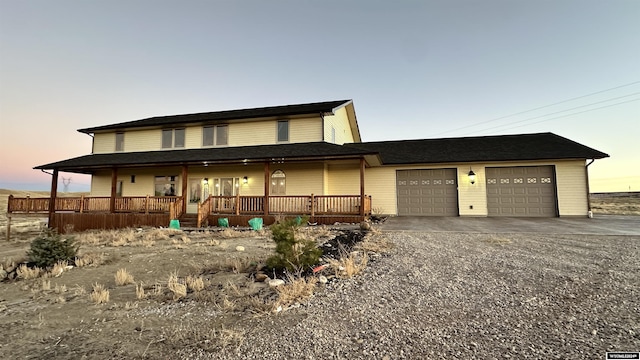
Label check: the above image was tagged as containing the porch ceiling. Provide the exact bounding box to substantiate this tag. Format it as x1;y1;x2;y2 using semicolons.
34;142;379;174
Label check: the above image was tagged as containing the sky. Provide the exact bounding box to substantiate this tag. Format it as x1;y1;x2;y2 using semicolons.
1;0;639;193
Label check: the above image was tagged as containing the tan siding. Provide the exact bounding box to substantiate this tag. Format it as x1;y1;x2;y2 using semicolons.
185;126;201;149
327;164;360;194
364;167;398;215
271;163;324;195
93;133;114;154
555;160;588;216
290;117;322;143
90;171;113;196
323;107;355;144
229;121;274;146
124;129;161;152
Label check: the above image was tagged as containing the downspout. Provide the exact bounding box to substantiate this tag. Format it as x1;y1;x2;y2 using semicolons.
320;113;325;141
585;159;595;218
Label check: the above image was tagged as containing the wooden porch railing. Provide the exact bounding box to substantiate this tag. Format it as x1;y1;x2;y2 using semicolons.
196;194;372;226
7;195;182;214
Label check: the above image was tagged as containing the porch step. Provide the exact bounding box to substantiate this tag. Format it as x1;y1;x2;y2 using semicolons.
178;214;199;227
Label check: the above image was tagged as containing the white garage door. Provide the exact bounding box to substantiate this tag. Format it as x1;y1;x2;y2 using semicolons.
397;169;459;216
486;166;557;217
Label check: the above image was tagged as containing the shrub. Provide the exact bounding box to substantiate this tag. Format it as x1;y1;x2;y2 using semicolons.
115;268;135;286
266;217;322;272
27;231;78;269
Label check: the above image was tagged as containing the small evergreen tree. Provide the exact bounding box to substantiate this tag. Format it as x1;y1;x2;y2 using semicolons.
266;217;321;272
27;230;79;268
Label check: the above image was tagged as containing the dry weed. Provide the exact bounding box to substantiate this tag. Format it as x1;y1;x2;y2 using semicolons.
136;283;146;299
47;260;68;278
153;282;164;296
355;234;394;254
17;264;42;280
274;275;318;308
73;285;86;296
167;273;187;300
246;296;275;315
115;268;135;286
41;279;51;291
215;295;237;312
54;284;67;294
225;258;252;274
224;281;244;297
125;301;139;309
165;322;245;351
75;252;104;267
90;283;110;304
208;239;220;246
219;228;243;238
328;251;369;278
186;275;205;292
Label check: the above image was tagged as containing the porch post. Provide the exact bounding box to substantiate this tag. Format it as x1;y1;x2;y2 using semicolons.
264;162;270;216
359;157;365;216
48;169;59;228
181;165;188;214
110;168;118;213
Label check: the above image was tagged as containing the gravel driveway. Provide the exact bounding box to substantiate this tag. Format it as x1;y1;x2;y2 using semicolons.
193;231;640;359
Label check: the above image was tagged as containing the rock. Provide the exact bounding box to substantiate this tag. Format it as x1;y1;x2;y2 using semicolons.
235;246;245;252
255;273;269;282
360;221;371;231
268;279;285;287
318;275;328;284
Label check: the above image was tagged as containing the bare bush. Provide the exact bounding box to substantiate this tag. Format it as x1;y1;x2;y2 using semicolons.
115;268;135;286
328;251;369;278
167;273;187;300
274;275;318;308
90;283;110;304
17;264;42;280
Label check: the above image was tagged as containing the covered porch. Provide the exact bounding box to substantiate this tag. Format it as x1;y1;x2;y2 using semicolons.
17;142;378;233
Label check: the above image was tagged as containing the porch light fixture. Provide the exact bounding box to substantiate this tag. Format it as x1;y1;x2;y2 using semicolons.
203;178;209;184
242;176;248;184
468;168;476;185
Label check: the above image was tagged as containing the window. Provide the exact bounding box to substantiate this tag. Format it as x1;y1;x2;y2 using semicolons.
162;129;185;148
271;170;286;195
155;176;177;196
174;128;185;148
203;125;228;146
277;120;289;142
212;177;239;196
189;179;202;203
162;129;173;148
115;133;124;152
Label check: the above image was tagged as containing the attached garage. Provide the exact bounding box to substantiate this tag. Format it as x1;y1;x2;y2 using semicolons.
397;169;458;216
486;166;557;217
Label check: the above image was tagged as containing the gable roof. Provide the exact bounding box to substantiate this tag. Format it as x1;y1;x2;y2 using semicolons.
347;132;609;164
78;100;353;134
34;142;377;173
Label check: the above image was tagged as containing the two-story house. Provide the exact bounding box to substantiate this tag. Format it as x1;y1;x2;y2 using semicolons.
11;99;608;232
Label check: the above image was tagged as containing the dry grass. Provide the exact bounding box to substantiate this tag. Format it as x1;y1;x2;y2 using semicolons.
167;273;187;300
41;279;51;291
136;283;146;299
355;233;394;254
274;275;318;308
328;251;369;278
484;235;512;245
219;228;243;238
186;275;205;292
115;268;135;286
165;322;245;351
17;264;42;280
74;252;104;267
90;283;110;304
46;260;68;278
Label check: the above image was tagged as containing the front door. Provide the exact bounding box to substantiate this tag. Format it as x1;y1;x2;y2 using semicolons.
187;178;209;214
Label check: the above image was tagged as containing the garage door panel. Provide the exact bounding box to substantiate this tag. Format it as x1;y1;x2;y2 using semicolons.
486;166;557;217
397;169;458;216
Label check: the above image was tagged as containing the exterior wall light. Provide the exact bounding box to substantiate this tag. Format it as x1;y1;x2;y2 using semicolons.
468;169;476;185
242;176;248;184
203;178;209;184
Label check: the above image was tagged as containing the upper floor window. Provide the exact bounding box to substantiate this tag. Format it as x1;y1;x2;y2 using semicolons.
115;132;124;152
203;125;228;146
162;128;185;149
277;120;289;142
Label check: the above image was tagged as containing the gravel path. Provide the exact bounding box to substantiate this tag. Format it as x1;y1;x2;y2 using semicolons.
188;231;640;359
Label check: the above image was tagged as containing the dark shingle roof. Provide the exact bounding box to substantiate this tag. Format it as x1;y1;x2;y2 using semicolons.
346;132;609;164
78;100;352;133
34;142;376;172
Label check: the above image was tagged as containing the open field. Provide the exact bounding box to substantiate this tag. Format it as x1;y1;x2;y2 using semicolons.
591;192;640;216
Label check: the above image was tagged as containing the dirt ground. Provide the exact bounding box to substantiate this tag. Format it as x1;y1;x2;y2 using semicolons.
0;190;637;359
